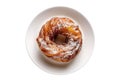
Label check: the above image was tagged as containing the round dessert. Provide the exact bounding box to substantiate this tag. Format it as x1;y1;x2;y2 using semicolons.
36;17;82;63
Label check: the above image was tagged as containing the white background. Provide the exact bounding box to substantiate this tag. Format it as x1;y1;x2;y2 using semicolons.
0;0;120;80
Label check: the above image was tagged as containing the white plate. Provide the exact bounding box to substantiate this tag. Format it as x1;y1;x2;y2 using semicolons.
26;7;95;74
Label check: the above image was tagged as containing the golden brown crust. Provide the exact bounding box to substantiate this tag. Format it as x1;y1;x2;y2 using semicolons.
36;17;82;62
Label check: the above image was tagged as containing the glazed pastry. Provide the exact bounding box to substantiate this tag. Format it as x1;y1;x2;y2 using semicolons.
36;17;82;63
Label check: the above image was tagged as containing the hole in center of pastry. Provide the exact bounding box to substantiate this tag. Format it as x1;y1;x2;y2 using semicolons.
54;34;67;45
